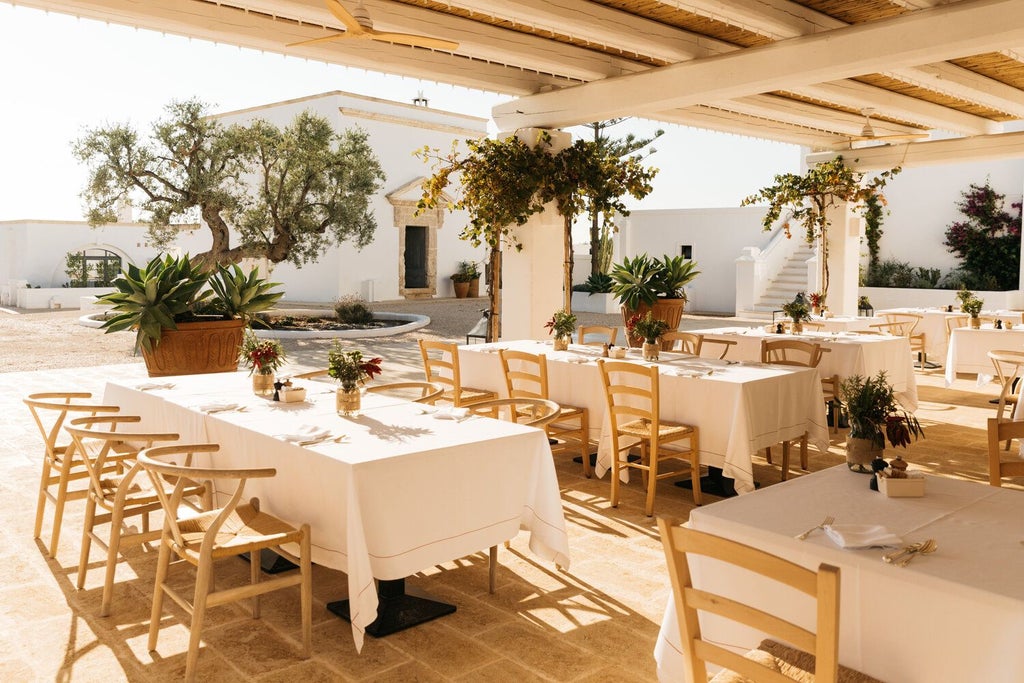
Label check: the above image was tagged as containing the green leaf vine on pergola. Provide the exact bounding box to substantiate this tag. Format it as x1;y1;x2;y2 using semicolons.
741;156;900;301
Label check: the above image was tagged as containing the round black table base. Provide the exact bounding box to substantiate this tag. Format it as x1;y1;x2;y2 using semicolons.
326;579;456;638
674;467;746;498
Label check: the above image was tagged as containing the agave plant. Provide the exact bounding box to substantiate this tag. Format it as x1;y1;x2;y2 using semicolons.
97;254;283;352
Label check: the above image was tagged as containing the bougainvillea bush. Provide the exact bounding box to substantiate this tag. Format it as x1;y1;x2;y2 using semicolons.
943;181;1021;291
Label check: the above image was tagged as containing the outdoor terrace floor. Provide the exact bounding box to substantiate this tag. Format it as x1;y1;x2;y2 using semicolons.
0;299;1014;681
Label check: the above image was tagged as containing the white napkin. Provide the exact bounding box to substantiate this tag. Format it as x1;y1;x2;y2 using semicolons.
276;424;331;443
195;400;240;413
824;524;902;549
136;381;175;391
432;406;469;420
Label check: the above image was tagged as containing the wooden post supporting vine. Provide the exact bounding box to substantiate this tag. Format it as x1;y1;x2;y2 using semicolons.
742;156;900;303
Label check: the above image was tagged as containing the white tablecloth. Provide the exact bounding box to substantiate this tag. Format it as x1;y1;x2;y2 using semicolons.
459;340;829;495
103;372;569;651
655;466;1024;683
807;315;879;333
944;325;1024;385
689;327;918;410
880;307;1023;362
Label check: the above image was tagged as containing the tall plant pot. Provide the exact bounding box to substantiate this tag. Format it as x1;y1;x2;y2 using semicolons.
141;318;245;377
467;277;481;298
453;281;470;299
621;298;686;348
846;436;882;473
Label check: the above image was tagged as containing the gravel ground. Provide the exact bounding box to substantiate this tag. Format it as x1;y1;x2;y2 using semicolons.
0;297;741;374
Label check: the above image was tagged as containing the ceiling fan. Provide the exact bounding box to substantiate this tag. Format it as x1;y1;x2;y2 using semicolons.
288;0;459;51
846;108;929;143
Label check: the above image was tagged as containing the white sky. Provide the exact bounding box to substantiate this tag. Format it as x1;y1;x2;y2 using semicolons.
0;4;801;223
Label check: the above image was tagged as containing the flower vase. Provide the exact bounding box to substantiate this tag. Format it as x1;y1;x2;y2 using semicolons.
811;305;821;316
970;316;981;329
553;336;570;351
791;322;804;334
252;372;275;396
336;384;361;417
642;341;660;362
846;437;882;473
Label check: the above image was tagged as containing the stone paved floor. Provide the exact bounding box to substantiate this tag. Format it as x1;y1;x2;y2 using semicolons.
0;301;1013;681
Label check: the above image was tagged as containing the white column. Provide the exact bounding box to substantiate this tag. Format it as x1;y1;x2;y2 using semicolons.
500;128;572;341
825;202;861;316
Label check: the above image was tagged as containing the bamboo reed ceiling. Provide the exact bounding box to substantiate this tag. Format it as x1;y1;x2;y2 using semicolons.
14;0;1024;150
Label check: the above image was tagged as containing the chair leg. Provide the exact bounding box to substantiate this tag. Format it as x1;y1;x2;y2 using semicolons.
488;545;498;594
689;433;702;507
300;526;312;659
250;546;261;619
48;462;74;557
76;496;98;590
186;558;214;683
610;444;621;508
33;459;50;540
644;450;658;517
100;505;129;617
148;540;172;652
764;446;773;465
800;434;809;471
780;442;791;481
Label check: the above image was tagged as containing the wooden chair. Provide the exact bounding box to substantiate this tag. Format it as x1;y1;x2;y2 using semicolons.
465;397;561;593
597;359;701;515
945;314;969;341
760;340;828;475
23;392;121;557
661;331;737;359
365;381;444;404
802;320;826;332
577;324;618;347
878;312;927;366
658;519;855;683
138;444;312;683
498;349;592;477
66;415;206;616
291;368;330;380
418;340;497;407
986;418;1024;487
987;350;1024;450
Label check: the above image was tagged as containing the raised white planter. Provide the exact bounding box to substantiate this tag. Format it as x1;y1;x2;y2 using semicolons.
860;287;1023;311
17;286;114;310
571;291;619;314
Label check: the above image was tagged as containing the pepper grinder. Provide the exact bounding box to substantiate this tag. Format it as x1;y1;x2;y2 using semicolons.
775;322;785;334
869;455;888;491
272;380;284;401
602;343;610;358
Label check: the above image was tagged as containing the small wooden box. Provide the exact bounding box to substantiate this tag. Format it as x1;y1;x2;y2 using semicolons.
877;474;925;497
279;387;307;403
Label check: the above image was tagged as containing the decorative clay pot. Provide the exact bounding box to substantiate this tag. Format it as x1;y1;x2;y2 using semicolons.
141;317;245;377
252;372;275;396
846;436;882;473
553;336;570;351
336;385;361;417
642;341;660;361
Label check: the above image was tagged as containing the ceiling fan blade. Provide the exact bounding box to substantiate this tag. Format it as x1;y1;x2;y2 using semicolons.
287;32;347;48
325;0;365;33
848;132;929;142
367;30;459;51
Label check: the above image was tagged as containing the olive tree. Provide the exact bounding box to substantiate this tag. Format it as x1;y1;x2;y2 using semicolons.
74;99;385;269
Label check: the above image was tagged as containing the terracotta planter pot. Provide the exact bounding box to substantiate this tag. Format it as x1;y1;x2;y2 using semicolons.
467;277;481;298
846;436;882;473
621;298;686;348
142;318;245;377
453;281;470;298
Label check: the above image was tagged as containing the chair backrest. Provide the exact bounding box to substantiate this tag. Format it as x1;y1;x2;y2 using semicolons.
138;444;276;551
986;417;1024;486
802;320;826;332
418;340;461;394
292;368;331;380
945;314;970;339
365;381;444;404
65;414;179;503
657;519;841;683
987;350;1024;421
597;359;661;434
499;349;549;400
577;325;618;347
880;312;922;336
23;392;121;459
467;397;561;427
661;331;703;355
760;339;823;368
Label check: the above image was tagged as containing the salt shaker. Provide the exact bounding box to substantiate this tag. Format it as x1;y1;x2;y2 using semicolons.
602;343;609;358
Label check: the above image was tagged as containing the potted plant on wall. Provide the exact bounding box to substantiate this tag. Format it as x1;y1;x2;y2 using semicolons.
610;254;700;347
839;371;923;472
97;253;284;377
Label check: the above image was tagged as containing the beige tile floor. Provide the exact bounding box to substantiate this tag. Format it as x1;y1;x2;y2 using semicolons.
1;341;1014;681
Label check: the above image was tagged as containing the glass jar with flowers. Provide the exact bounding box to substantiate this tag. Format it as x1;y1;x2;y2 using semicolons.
839;371;923;472
782;293;811;334
808;291;825;316
239;331;286;395
327;343;383;416
627;312;669;361
545;309;577;351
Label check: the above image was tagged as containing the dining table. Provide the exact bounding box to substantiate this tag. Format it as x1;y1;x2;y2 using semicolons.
654;465;1024;683
102;371;570;651
878;307;1024;363
806;314;880;333
458;340;829;496
944;324;1024;385
687;327;919;410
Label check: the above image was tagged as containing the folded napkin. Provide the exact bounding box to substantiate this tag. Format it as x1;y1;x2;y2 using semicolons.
136;381;175;391
432;406;469;420
824;524;902;549
195;400;240;413
276;424;331;443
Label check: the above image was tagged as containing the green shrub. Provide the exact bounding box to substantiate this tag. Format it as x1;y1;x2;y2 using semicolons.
334;295;374;324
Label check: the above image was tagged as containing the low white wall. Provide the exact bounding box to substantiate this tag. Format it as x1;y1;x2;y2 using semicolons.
16;286;113;309
571;291;619;314
861;286;1024;311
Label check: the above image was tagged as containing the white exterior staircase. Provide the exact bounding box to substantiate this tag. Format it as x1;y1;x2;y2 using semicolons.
736;242;816;320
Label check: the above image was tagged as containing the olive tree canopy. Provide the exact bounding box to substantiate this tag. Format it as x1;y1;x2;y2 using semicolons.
74;99;385;269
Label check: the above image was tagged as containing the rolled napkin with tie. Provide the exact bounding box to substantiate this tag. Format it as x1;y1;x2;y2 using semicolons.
276;424;332;443
824;524;902;549
195;400;240;414
136;381;176;391
432;406;469;420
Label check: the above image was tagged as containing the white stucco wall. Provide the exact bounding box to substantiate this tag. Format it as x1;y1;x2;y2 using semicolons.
619;206;769;314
